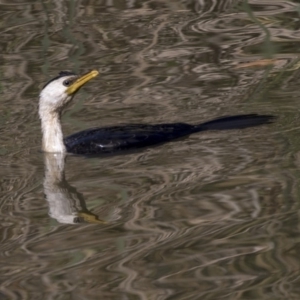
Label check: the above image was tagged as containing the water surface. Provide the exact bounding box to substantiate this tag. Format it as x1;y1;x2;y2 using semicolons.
1;0;300;299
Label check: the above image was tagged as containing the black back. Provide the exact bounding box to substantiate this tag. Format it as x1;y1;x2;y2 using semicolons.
63;114;274;155
65;123;194;155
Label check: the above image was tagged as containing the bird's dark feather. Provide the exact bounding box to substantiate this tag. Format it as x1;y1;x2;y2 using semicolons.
64;114;275;155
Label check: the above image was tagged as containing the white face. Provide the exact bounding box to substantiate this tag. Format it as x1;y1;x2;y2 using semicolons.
39;75;78;112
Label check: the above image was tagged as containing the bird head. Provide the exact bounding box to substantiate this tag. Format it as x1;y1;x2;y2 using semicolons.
39;70;99;114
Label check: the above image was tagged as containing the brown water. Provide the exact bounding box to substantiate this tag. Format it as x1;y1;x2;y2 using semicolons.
1;0;300;299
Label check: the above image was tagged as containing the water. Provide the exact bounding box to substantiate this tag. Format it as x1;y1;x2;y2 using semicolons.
1;0;300;299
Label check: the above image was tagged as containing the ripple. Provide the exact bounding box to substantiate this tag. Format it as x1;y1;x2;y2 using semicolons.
1;0;300;299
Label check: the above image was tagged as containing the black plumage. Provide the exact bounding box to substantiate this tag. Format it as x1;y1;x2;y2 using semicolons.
64;114;274;155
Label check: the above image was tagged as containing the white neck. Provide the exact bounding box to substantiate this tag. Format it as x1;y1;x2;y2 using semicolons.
39;107;66;153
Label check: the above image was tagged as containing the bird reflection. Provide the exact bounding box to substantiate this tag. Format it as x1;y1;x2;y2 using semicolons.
43;153;104;224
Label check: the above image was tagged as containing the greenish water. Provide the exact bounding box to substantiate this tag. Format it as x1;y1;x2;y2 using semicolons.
1;0;300;299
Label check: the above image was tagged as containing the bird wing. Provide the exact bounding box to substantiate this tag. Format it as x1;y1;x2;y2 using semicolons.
64;123;193;155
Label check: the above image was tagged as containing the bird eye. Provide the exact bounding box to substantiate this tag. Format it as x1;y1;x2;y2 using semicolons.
63;79;72;87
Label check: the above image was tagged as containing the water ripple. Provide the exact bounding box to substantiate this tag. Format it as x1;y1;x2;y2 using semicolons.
1;0;300;299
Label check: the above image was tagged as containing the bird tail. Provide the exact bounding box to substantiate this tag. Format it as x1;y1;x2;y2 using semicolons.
193;114;275;132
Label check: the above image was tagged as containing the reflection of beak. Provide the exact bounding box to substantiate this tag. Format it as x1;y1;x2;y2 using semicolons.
77;212;107;224
66;70;99;95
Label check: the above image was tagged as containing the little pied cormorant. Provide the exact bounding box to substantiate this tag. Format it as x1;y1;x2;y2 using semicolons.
39;70;274;155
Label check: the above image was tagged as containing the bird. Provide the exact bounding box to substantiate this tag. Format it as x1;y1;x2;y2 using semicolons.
39;70;274;155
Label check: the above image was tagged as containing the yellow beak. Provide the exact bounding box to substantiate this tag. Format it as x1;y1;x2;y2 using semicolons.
66;70;99;95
